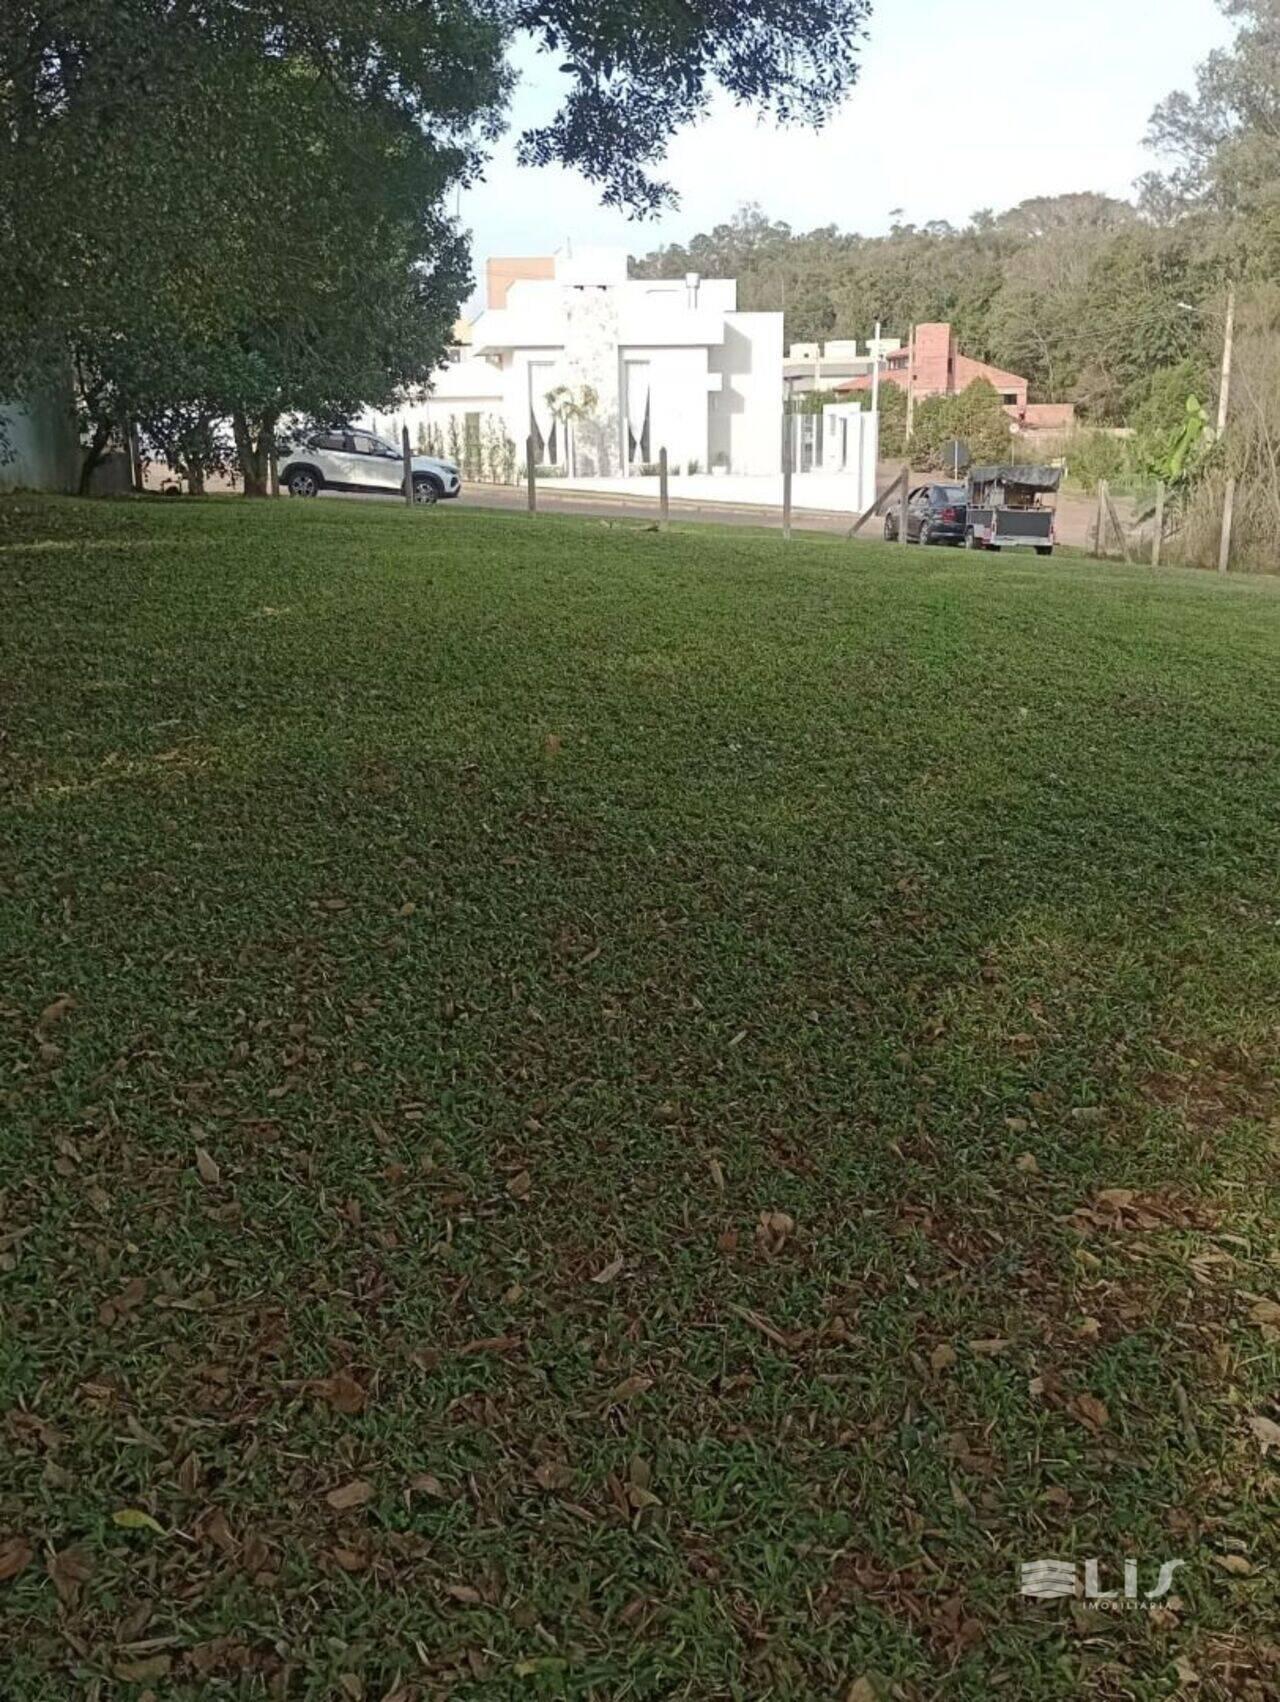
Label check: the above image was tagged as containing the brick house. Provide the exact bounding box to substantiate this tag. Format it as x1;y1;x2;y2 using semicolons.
836;322;1073;431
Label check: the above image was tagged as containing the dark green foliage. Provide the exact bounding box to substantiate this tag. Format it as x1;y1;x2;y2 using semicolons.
634;198;1230;424
910;379;1011;470
846;380;909;456
1;2;870;490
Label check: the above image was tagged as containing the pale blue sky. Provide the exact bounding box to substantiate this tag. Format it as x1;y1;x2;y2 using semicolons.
459;0;1232;268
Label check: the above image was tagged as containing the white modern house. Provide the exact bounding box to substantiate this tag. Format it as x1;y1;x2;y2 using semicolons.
373;247;784;478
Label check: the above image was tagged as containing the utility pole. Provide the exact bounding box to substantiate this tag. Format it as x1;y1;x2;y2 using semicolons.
871;319;882;418
1219;475;1236;574
1217;283;1236;438
904;324;917;444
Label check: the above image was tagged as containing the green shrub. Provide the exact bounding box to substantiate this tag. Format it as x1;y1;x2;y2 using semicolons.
909;379;1010;470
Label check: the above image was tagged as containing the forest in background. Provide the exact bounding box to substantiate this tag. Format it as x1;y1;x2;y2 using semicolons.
635;0;1280;565
633;1;1280;434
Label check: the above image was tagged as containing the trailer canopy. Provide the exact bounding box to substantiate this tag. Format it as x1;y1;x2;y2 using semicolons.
967;465;1062;491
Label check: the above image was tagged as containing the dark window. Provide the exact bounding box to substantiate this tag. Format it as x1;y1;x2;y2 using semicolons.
310;432;345;451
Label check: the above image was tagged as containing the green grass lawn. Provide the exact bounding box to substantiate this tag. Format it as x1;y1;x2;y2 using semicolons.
1;494;1278;1700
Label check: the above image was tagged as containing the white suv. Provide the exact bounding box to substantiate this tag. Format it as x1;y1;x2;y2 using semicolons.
280;429;461;504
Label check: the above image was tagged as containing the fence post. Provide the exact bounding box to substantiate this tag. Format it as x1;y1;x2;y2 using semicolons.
1152;481;1164;569
1218;476;1236;574
128;421;144;493
897;468;909;546
782;415;793;540
402;425;413;505
1104;485;1132;564
1094;479;1109;557
658;447;669;532
526;436;537;516
269;447;280;499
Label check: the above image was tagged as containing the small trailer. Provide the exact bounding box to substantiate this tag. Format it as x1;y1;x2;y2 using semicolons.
964;464;1061;555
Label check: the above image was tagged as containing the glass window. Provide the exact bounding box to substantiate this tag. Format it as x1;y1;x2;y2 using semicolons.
311;432;345;451
349;433;379;456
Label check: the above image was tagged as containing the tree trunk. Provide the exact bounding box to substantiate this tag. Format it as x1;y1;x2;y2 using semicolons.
78;420;112;496
231;408;275;497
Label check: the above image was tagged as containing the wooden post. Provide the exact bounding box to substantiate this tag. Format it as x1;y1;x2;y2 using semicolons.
1218;476;1236;574
1104;486;1132;564
658;448;669;531
1152;482;1164;569
1094;479;1108;557
898;467;909;546
526;436;536;516
402;425;413;505
782;415;793;540
128;421;144;493
269;447;280;499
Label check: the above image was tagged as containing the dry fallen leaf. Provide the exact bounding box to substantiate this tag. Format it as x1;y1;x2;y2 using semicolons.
846;1679;880;1702
47;1546;94;1607
316;1370;366;1415
1248;1298;1280;1327
930;1343;958;1372
609;1374;654;1403
0;1539;33;1582
445;1582;483;1604
507;1169;532;1201
544;733;561;757
708;1157;725;1190
194;1146;221;1186
1095;1188;1134;1210
591;1256;624;1285
38;995;76;1028
325;1479;374;1511
457;1334;521;1356
111;1507;165;1535
1214;1553;1253;1576
1246;1414;1280;1454
1014;1151;1038;1172
533;1461;573;1491
114;1655;171;1683
410;1473;448;1499
727;1302;792;1349
967;1338;1010;1356
1073;1393;1109;1431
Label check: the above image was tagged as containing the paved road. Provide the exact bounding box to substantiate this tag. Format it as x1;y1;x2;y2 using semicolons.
453;482;862;536
320;478;1111;551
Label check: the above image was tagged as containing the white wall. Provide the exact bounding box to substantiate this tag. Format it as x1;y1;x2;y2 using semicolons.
1;383;80;494
819;403;879;510
710;312;784;476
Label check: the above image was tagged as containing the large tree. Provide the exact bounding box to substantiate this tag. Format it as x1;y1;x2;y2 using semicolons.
1;0;873;489
1141;0;1280;219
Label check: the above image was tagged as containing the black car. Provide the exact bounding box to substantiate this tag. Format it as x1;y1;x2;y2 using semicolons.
883;483;968;545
